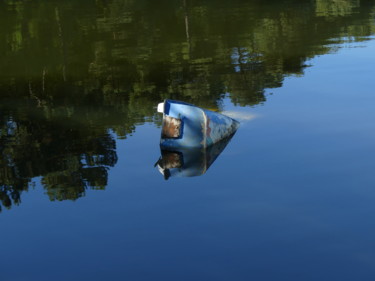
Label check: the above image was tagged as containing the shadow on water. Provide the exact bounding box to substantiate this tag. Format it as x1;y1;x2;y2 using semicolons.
0;0;375;211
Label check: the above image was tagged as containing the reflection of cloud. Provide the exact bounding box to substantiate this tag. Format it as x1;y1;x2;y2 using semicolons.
221;111;258;122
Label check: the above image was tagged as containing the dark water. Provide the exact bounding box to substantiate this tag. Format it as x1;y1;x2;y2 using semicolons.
1;0;375;280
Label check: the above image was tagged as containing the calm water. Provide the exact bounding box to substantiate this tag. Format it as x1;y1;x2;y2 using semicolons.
1;0;375;280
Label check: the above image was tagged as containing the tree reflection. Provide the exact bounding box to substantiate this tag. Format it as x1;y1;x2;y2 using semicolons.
0;0;374;211
0;109;118;209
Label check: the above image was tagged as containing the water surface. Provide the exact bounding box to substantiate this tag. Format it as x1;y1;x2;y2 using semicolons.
1;1;375;280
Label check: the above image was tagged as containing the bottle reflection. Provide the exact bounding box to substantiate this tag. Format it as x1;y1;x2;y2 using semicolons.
155;134;235;180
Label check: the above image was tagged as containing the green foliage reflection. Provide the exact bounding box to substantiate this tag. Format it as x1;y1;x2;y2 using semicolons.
0;0;374;211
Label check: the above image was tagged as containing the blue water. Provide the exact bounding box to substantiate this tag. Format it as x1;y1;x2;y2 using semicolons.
2;37;375;280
